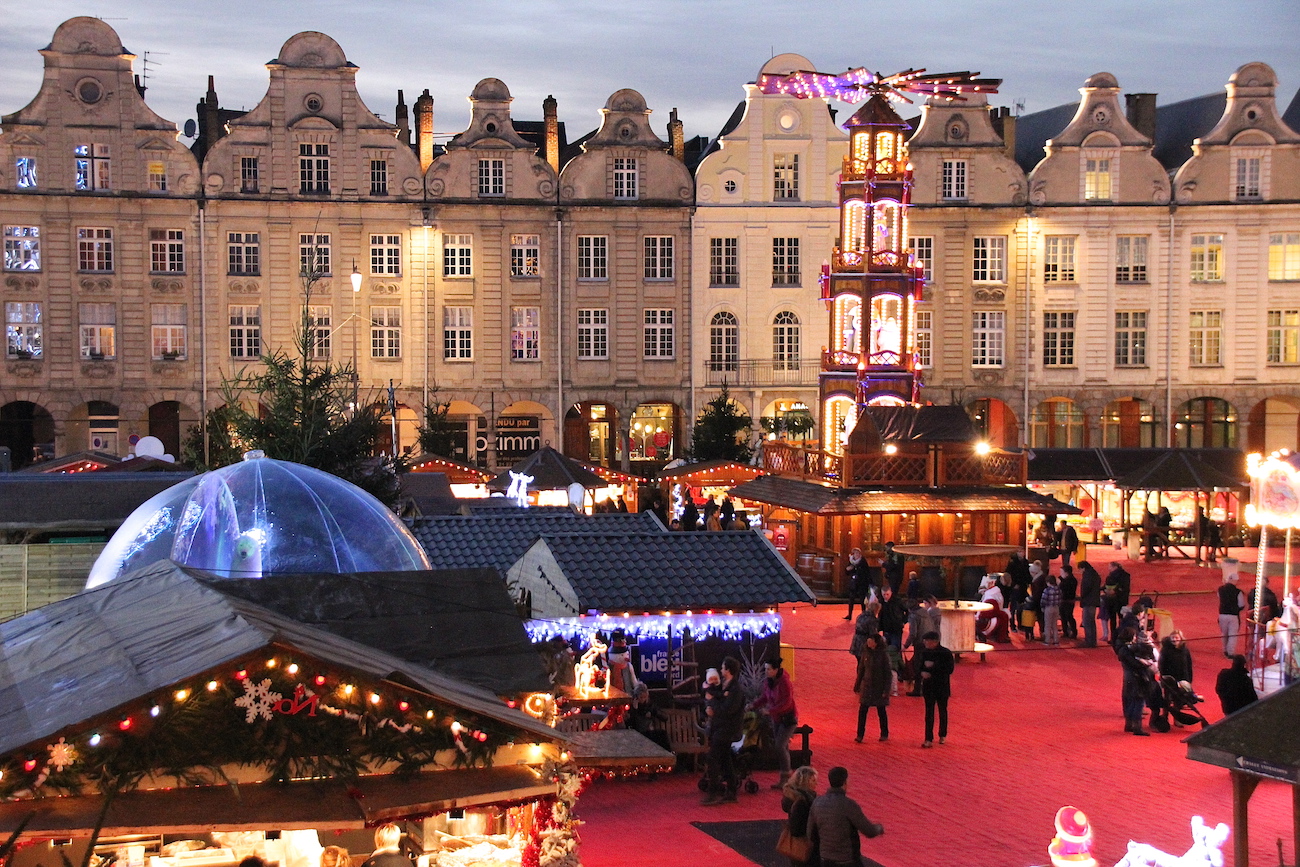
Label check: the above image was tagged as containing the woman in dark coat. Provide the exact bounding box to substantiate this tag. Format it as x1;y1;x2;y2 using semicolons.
1153;630;1194;729
780;765;819;867
1116;627;1157;735
877;585;907;650
853;633;891;742
1216;654;1258;716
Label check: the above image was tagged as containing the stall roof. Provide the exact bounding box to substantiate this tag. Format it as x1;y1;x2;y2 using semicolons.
512;531;815;611
1028;448;1247;485
0;766;553;835
199;568;550;695
397;471;460;516
486;447;606;491
1114;449;1248;491
656;459;763;483
407;454;494;484
1185;681;1300;783
729;475;1082;515
406;511;663;573
0;472;195;531
0;561;562;758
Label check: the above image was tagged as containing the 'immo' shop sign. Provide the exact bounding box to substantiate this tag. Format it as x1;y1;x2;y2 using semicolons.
492;416;540;464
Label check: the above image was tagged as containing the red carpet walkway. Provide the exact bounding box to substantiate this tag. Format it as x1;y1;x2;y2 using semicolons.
575;545;1296;867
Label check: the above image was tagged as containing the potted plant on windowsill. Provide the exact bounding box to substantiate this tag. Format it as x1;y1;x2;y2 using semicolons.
161;350;182;361
88;351;105;361
13;349;33;360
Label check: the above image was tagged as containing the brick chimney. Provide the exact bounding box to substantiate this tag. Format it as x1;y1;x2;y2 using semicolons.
991;106;1017;161
544;95;559;173
668;108;685;161
395;90;410;147
415;89;435;172
1125;93;1158;142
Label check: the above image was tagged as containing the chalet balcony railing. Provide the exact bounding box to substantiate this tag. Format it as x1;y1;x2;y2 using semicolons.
763;440;1027;488
704;358;821;388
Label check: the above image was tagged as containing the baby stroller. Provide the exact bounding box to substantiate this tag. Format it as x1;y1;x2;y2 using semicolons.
1160;675;1211;729
697;711;768;795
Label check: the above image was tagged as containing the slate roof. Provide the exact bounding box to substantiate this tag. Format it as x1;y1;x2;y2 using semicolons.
730;475;1081;515
0;561;561;758
865;405;976;443
1114;449;1248;491
202;568;550;695
1014;101;1079;172
0;472;195;531
406;511;663;572
1186;680;1300;780
531;531;814;610
1151;91;1226;169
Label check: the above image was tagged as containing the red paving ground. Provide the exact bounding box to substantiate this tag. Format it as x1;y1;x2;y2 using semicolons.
575;544;1296;867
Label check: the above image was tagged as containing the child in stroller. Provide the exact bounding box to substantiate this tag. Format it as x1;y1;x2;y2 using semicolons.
1160;675;1210;729
698;711;769;795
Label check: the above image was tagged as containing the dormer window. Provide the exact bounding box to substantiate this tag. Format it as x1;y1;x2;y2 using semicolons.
74;144;110;191
613;158;638;200
942;160;967;200
298;144;330;195
478;159;504;197
1085;158;1112;201
1235;157;1261;200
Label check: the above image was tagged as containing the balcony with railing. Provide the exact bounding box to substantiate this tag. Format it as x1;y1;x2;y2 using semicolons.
762;440;1026;489
703;358;821;388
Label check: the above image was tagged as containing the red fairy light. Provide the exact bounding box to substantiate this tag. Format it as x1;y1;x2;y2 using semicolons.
24;759;37;772
398;700;410;712
118;717;133;731
315;674;327;686
235;669;248;680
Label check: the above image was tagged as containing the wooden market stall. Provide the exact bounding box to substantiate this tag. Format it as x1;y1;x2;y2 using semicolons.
731;406;1078;599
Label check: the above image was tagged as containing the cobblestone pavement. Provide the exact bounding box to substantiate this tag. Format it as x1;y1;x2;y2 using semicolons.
575;544;1297;867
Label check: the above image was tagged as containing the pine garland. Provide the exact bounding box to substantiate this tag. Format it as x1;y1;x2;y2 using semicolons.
0;659;511;800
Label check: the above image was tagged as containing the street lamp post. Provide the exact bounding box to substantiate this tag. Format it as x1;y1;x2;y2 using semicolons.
351;262;362;415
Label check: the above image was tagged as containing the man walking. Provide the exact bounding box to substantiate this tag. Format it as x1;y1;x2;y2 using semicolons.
701;656;744;805
917;631;955;747
1077;561;1101;648
807;766;885;867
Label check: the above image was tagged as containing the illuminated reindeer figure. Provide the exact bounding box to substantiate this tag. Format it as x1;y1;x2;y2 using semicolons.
1112;816;1230;867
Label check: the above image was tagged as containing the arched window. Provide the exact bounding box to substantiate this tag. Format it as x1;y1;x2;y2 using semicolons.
833;297;862;357
875;131;895;174
824;395;857;455
773;311;801;372
709;311;739;373
1101;398;1157;447
1030;398;1086;448
843;200;866;254
871;200;902;256
1177;397;1237;448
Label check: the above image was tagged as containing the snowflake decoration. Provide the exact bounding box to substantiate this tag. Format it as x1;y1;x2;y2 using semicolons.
47;737;76;771
234;677;282;724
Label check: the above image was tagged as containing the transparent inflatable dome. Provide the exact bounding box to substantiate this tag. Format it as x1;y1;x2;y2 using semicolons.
87;451;430;588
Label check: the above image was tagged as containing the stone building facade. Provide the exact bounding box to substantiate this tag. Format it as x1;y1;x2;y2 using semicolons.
0;19;692;471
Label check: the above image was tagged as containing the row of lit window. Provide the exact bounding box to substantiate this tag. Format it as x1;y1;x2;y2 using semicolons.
705;311;802;371
0;303;680;365
903;233;1300;284
708;237;803;287
939;156;1268;202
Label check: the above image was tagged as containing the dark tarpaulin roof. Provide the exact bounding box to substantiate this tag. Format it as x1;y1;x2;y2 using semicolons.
864;405;976;443
1113;450;1248;492
525;531;815;610
0;561;562;759
0;766;553;835
0;472;195;531
1185;680;1300;783
1029;448;1247;486
397;471;460;516
729;475;1081;516
406;511;663;573
202;569;550;695
487;446;606;491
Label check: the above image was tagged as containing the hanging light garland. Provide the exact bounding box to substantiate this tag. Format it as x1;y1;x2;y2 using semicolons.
0;652;530;801
525;610;781;645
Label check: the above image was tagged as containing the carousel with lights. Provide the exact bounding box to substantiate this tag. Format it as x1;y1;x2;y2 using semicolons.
0;453;673;867
1244;450;1300;690
731;66;1075;602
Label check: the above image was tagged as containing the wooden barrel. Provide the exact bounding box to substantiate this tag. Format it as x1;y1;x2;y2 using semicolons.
796;552;817;577
809;555;835;597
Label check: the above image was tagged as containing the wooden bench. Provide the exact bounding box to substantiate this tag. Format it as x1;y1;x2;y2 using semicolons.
663;707;707;771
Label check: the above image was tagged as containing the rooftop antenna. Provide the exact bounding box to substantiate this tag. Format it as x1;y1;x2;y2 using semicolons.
141;51;169;89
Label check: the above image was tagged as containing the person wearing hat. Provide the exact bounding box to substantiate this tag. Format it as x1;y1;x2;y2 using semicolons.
916;631;955;747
